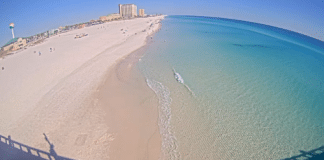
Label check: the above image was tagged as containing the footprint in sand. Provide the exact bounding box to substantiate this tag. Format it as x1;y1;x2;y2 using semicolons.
75;134;88;146
94;133;115;145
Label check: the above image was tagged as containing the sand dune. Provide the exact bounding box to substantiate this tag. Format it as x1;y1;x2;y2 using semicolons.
0;16;164;159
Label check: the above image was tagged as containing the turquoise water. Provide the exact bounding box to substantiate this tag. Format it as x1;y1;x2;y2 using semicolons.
138;16;324;159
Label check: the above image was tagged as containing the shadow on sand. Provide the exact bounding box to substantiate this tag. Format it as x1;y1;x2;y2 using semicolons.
281;145;324;160
1;132;322;160
0;134;74;160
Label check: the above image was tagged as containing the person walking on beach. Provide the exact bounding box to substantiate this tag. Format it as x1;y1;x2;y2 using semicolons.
50;48;52;52
39;51;41;56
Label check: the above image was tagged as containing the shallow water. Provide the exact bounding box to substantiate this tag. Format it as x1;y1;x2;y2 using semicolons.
138;15;324;159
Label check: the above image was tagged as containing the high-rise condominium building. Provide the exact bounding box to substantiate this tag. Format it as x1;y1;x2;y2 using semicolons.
119;4;137;18
139;9;145;17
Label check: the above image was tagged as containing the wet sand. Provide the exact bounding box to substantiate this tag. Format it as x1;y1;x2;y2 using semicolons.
96;42;161;159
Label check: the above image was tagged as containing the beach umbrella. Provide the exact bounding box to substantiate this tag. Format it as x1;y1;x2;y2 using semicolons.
9;23;15;38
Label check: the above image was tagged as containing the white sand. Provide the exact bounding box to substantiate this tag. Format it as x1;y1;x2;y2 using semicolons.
0;16;164;159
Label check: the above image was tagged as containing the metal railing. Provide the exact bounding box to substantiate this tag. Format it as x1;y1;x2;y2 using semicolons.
0;134;73;160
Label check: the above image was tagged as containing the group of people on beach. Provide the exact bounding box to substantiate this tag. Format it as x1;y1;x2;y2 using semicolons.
35;48;55;56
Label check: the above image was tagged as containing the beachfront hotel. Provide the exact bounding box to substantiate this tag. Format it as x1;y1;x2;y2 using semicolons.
119;4;137;18
139;9;145;17
99;13;121;21
1;37;27;52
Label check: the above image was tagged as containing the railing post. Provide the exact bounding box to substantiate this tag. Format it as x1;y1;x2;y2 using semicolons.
8;135;13;147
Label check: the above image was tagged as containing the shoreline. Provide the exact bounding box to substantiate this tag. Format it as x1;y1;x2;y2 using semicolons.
94;22;163;159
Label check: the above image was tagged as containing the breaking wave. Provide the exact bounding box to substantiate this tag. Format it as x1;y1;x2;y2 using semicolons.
173;68;196;97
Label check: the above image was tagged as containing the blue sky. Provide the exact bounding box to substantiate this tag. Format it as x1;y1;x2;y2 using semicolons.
1;0;323;47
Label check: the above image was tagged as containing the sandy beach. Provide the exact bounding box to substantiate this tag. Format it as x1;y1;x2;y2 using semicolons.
0;16;164;159
96;44;161;159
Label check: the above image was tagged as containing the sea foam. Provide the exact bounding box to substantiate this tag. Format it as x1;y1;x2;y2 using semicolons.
146;79;180;160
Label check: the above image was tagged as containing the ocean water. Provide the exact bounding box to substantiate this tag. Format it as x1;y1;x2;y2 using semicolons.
138;16;324;159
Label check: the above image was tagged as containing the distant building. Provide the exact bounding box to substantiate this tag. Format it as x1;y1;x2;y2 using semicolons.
99;13;121;21
78;24;86;29
119;4;137;18
139;9;145;17
1;37;27;52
